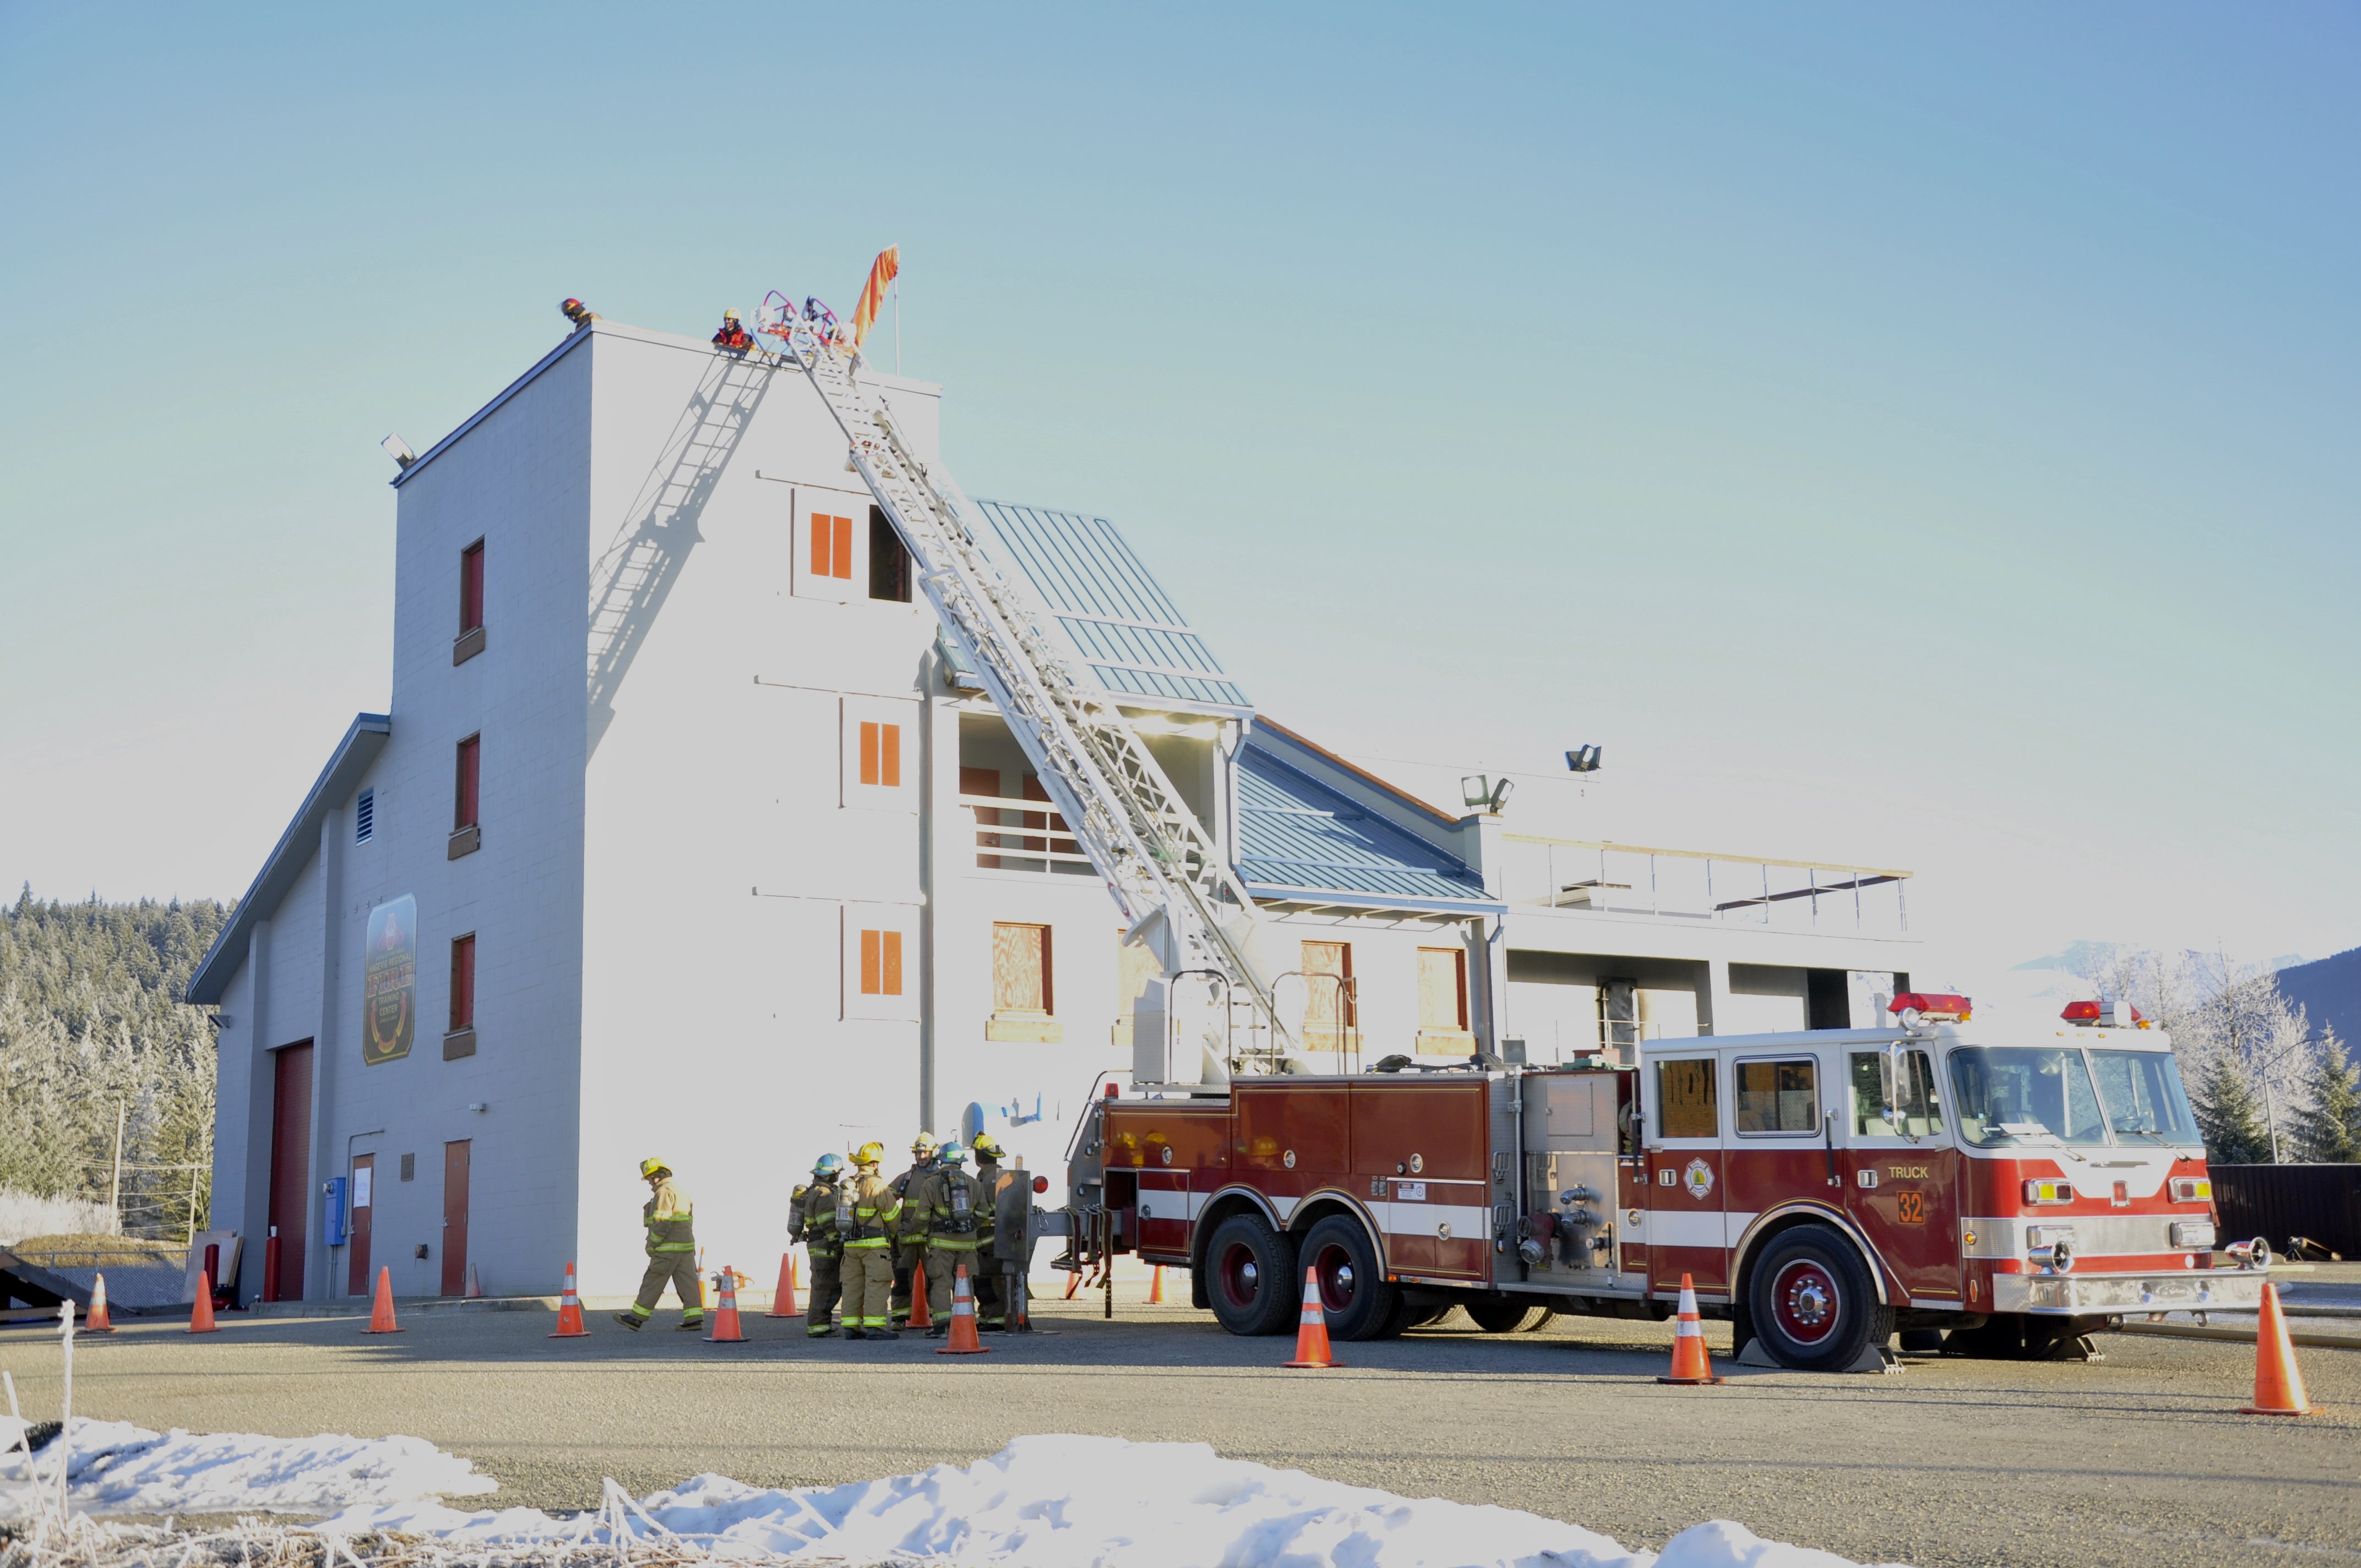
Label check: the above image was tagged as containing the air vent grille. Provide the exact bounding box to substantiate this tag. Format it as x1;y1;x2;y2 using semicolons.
356;790;375;842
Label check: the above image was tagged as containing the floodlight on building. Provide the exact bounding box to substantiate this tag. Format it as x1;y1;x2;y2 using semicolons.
380;433;417;470
1487;777;1515;814
1461;775;1491;808
1566;745;1602;774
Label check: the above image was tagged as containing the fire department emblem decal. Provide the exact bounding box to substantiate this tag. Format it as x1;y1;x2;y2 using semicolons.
1682;1158;1715;1201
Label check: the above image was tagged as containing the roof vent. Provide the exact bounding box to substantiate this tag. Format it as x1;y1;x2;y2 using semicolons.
356;790;375;843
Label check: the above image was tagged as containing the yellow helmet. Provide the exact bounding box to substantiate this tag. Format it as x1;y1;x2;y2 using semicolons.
971;1134;1004;1161
723;308;741;321
853;1140;886;1167
638;1156;670;1179
912;1132;938;1156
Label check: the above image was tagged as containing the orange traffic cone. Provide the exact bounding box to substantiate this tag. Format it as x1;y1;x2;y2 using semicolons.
2241;1282;2315;1416
765;1253;802;1319
907;1269;934;1330
1148;1265;1166;1304
937;1264;989;1355
1657;1273;1723;1385
704;1267;746;1342
463;1262;484;1299
549;1261;590;1338
363;1265;402;1333
1283;1266;1340;1368
86;1272;115;1333
189;1262;220;1334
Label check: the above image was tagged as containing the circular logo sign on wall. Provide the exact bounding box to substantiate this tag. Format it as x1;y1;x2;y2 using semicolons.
1683;1157;1715;1201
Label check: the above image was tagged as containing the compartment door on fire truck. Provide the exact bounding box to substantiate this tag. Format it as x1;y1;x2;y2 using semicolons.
1843;1046;1961;1306
1644;1052;1728;1293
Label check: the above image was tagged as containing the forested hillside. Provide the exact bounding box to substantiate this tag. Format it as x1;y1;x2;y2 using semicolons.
0;888;230;1236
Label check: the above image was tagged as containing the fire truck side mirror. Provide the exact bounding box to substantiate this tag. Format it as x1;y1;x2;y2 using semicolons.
1879;1042;1904;1129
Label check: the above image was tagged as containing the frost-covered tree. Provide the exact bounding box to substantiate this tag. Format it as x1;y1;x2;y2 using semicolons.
2289;1033;2361;1163
2191;1049;2276;1164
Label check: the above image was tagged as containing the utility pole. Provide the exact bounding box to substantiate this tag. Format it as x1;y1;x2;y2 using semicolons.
186;1163;202;1247
107;1101;126;1235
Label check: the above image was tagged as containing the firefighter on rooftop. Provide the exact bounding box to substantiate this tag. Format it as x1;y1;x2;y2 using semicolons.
712;308;753;351
839;1141;901;1339
617;1156;702;1331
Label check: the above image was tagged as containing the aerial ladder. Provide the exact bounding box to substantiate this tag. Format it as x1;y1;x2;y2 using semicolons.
759;307;1299;1077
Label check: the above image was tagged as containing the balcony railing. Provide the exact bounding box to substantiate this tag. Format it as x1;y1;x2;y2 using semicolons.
961;792;1095;876
1500;833;1910;936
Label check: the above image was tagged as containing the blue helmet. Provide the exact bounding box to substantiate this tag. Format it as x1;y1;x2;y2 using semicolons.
935;1141;968;1166
813;1152;846;1178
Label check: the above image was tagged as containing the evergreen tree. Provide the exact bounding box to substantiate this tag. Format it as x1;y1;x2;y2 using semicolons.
2191;1050;2275;1164
2289;1033;2361;1163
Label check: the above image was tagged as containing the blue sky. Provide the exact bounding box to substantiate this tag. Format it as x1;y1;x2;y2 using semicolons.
2;4;2354;984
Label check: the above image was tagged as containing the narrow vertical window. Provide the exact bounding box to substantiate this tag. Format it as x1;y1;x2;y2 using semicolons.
454;734;480;829
831;514;854;580
810;512;833;578
459;541;485;633
859;929;905;997
449;934;476;1031
858;721;902;788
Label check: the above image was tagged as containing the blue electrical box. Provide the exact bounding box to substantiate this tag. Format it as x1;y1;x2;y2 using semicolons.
323;1176;349;1246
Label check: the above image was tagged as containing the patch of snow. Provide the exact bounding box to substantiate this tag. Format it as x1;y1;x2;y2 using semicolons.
0;1418;496;1522
322;1434;1891;1568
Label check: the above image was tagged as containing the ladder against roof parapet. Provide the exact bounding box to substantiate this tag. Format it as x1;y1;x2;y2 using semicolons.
763;312;1302;1072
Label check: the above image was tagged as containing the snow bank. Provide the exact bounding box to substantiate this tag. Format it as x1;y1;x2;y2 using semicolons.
0;1418;496;1522
322;1434;1885;1568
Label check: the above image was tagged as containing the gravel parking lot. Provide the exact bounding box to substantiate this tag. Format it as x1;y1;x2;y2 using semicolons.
4;1292;2354;1568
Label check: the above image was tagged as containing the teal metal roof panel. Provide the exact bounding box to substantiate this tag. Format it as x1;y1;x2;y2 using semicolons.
1236;737;1492;909
970;500;1250;712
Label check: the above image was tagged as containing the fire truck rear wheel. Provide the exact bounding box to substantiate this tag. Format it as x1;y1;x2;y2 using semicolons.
1748;1226;1892;1373
1205;1212;1301;1336
1301;1216;1401;1341
1464;1300;1548;1333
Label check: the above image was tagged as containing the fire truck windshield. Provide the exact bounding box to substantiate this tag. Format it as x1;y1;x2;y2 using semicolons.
2088;1048;2203;1148
1946;1047;2111;1149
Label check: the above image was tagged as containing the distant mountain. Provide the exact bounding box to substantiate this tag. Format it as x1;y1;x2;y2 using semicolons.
2011;941;2128;979
2278;948;2361;1049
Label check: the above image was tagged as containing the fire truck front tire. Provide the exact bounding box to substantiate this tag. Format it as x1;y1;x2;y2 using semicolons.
1747;1227;1895;1373
1205;1212;1301;1336
1301;1216;1402;1341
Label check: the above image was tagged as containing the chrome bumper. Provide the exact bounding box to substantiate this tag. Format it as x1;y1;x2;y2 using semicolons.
1990;1268;2270;1315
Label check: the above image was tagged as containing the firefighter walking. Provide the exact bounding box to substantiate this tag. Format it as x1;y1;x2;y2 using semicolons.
617;1157;703;1331
839;1142;902;1339
907;1141;986;1337
889;1133;938;1326
789;1153;847;1337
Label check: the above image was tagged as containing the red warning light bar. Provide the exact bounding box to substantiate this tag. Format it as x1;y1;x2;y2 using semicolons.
1889;992;1972;1023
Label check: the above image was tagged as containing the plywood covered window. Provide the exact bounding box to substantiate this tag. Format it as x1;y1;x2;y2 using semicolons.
1301;940;1356;1049
453;734;481;829
793;486;871;602
843;903;918;1021
1416;945;1472;1048
1656;1057;1720;1140
812;512;854;580
842;697;918;810
987;922;1060;1042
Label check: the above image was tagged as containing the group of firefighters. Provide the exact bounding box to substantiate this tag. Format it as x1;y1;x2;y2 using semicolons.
619;1133;1020;1341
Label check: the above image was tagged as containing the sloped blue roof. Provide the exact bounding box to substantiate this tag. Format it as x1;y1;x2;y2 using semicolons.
970;500;1249;712
1236;737;1495;911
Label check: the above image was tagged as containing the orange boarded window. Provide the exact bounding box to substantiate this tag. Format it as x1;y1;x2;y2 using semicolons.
993;922;1052;1014
859;929;904;997
858;721;902;787
1416;946;1468;1032
810;513;855;580
1301;940;1355;1046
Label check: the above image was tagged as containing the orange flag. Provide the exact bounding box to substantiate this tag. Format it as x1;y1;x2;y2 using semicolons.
851;245;900;352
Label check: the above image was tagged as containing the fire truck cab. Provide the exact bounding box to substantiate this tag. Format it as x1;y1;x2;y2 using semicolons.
1063;994;2270;1370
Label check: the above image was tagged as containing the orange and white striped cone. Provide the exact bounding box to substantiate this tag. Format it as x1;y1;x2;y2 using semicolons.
463;1262;484;1299
363;1266;403;1333
1283;1265;1340;1368
765;1252;802;1319
549;1261;590;1337
1657;1273;1723;1385
86;1272;115;1333
1147;1265;1166;1304
937;1264;990;1355
2241;1282;2315;1415
704;1267;746;1342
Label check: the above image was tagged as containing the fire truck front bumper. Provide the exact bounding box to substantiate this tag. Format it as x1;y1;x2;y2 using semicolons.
1990;1268;2271;1316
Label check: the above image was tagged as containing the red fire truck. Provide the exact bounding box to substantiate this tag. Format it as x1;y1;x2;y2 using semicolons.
1061;994;2271;1369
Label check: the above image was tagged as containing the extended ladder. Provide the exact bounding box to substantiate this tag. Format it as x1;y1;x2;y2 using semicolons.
771;322;1297;1071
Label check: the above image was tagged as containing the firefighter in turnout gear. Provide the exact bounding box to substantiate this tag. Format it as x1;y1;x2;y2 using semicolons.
970;1134;1008;1329
840;1142;902;1338
888;1133;938;1326
908;1141;986;1337
789;1153;848;1337
617;1157;703;1331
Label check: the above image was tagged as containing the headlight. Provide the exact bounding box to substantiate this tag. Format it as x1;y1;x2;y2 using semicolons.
2169;1177;2212;1202
2169;1220;2215;1250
